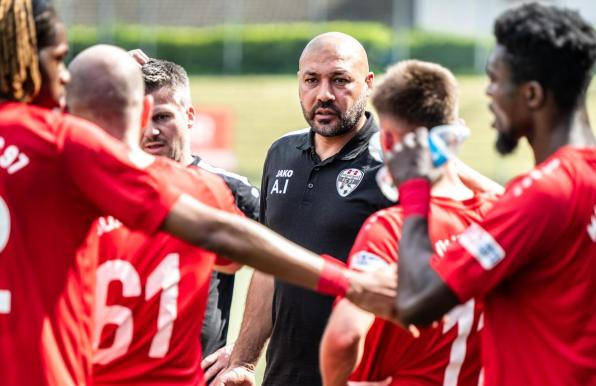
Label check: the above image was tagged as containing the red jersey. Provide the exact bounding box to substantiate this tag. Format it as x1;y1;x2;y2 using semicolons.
90;165;239;385
432;147;596;386
0;102;181;385
347;194;495;386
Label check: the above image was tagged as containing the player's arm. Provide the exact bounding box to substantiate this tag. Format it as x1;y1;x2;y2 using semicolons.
320;298;375;386
452;156;504;195
383;129;461;326
396;216;459;325
212;262;242;274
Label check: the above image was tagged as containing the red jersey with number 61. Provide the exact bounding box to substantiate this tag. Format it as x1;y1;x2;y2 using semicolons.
347;194;495;386
0;102;181;386
432;146;596;386
89;164;240;386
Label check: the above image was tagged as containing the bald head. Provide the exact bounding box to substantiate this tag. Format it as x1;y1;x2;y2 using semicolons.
67;44;146;143
299;32;369;74
297;32;373;137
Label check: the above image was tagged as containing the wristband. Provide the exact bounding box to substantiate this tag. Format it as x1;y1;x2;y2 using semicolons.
398;178;431;218
316;254;349;297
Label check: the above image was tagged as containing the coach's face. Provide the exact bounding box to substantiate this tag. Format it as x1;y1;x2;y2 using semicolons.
485;45;529;155
141;87;194;162
298;44;373;137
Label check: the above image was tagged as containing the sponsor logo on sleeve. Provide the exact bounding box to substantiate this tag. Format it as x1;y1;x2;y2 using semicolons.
459;223;505;270
337;168;364;197
350;251;389;271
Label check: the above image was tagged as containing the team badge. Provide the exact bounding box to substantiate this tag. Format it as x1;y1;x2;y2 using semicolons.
336;168;364;197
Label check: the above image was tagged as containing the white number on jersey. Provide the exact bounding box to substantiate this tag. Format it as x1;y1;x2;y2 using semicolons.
0;196;10;314
93;253;181;364
442;299;476;386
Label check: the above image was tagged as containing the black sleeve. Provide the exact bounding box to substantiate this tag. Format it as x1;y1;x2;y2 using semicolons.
259;149;272;225
219;173;260;221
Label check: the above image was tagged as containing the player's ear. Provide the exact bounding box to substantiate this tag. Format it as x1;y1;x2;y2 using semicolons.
186;105;196;130
141;94;154;128
524;81;545;110
365;72;374;96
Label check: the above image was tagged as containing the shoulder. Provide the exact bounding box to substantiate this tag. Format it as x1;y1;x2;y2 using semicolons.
355;206;403;248
194;158;255;190
268;128;310;152
349;207;402;269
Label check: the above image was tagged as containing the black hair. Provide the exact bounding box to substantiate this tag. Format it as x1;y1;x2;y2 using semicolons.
495;2;596;111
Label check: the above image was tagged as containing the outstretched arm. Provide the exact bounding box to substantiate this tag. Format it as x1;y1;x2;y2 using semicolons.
162;193;398;317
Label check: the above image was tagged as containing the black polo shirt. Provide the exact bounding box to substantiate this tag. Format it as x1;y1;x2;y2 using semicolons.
259;112;393;386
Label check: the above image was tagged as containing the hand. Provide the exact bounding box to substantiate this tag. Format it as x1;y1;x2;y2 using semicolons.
201;344;234;384
209;364;256;386
384;127;440;187
127;49;150;66
348;376;393;386
345;265;398;322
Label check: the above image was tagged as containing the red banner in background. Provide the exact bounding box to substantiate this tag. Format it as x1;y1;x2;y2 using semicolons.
189;107;237;170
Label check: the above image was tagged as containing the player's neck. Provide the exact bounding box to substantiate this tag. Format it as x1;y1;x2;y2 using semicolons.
431;162;474;201
531;105;595;164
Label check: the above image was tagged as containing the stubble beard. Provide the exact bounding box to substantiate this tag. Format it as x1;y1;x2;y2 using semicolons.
302;93;367;138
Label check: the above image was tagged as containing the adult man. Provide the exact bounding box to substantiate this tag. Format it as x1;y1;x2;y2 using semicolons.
210;32;394;386
0;1;396;383
138;57;260;357
320;60;490;386
389;3;596;385
68;45;247;385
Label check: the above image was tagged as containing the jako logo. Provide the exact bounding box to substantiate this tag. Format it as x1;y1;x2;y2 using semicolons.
275;169;294;178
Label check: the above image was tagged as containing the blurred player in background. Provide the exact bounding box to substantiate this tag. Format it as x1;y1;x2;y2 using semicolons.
389;3;596;385
320;60;492;386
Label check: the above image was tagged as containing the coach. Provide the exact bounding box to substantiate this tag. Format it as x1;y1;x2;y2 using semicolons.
204;32;393;386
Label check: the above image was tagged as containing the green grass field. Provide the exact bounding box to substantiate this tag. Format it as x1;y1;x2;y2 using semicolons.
191;74;596;384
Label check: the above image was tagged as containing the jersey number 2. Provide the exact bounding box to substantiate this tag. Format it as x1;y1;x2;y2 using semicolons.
93;253;180;365
0;196;10;314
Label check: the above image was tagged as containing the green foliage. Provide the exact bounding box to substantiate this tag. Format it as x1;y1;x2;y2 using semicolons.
67;23;491;75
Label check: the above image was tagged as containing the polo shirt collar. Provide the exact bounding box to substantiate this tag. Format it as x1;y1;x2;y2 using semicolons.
296;111;378;161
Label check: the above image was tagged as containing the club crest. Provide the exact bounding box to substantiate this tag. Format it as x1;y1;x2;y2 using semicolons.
336;168;364;197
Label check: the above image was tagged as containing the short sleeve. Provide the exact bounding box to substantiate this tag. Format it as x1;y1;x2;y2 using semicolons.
347;208;402;272
432;177;567;302
60;116;180;235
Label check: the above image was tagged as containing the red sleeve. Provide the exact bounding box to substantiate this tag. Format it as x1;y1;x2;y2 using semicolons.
347;208;402;272
60;116;180;235
432;173;567;302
